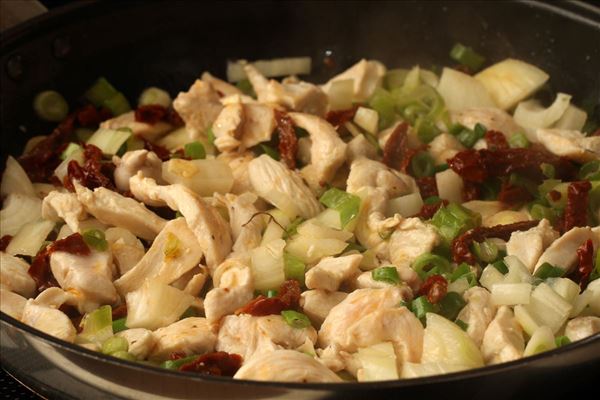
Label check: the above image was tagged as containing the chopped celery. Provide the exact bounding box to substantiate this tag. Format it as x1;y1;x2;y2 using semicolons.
449;43;486;71
371;266;401;285
103;92;131;116
281;310;311;329
472;240;498;263
60;143;82;160
79;305;113;345
319;188;361;228
430;203;481;243
260;144;280;161
508;132;530;148
138;87;171;108
410;152;436;178
85;77;118;107
184;141;206;160
533;262;564;279
112;318;127;333
579;160;600;181
33;90;69;122
161;355;198;370
82;229;108;251
101;336;129;355
411;296;435;321
368;87;396;129
412;253;452;279
437;292;466;321
284;252;306;285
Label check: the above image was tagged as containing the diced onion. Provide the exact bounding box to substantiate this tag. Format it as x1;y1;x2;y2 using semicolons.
296;220;353;242
0;194;42;236
435;169;464;204
6;219;55;257
387;192;423;218
437;67;495;111
353;107;379;134
448;276;471;295
523;326;556;357
491;283;532;306
314;208;343;230
327;79;354;111
138;87;172;108
226;57;312;82
513;93;571;140
355;342;399;381
250;239;286;291
503;255;533;284
514;304;539;337
1;156;36;198
480;264;505;291
553;104;587;131
285;235;347;264
54;148;84;182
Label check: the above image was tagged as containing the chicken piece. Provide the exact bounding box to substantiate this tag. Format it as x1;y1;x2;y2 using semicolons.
212;102;244;152
346;158;416;198
117;328;157;360
316;344;359;374
451;107;523;138
305;254;362;292
34;287;78;308
217;314;317;362
248;154;322;219
173;80;223;139
234;349;342;382
217;151;255;194
321;59;386;102
150;317;217;360
114;218;204;294
506;219;559;273
204;258;254;323
241;103;276;149
245;64;328;116
456;287;497;347
537;128;600;163
128;174;232;271
481;306;524;364
534;227;598;275
353;270;403;290
50;249;118;313
389;218;440;268
300;290;348;327
104;227;145;276
0;252;36;298
21;300;76;342
100;111;172;141
564;316;600;342
428;133;466;165
214;192;266;255
113;150;163;192
74;182;166;241
319;287;421;364
41;191;87;233
0;285;27;320
171;265;208;297
201;72;243;96
346;135;378;163
288;112;347;187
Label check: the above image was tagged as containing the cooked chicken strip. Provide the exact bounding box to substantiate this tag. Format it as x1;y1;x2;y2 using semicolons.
214;192;266;255
534;226;598;275
104;227;145;276
21;300;76;342
204;258;254;323
456;287;497;347
74;181;166;241
451;107;523;138
0;252;36;298
41;191;87;233
481;306;524;364
506;219;559;273
428;133;466;165
389;218;440;268
564;316;600;342
150;317;217;360
201;72;243;96
217;151;255;194
234;349;342;382
173;80;223;139
212;102;244;152
100;111;172;141
321;59;386;102
117;328;157;360
305;254;362;292
0;285;27;320
346;135;378;163
113;150;163;192
537;128;600;162
346;158;416;198
300;290;348;327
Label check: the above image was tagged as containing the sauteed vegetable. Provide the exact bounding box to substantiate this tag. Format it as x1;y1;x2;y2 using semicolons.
1;45;599;382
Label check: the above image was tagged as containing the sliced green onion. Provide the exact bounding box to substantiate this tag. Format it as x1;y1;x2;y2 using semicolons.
87;128;132;155
437;292;467;321
449;43;486;71
384;69;409;90
411;296;435;321
283;217;303;239
430;203;481;243
530;204;558;224
82;229;108;251
236;79;256;97
79;305;113;345
434;163;449;173
260;144;280;161
111;351;136;361
540;163;556;179
579;160;600;181
412;253;451;279
85;77;118;107
508;132;530;148
455;319;469;332
415;116;440;143
371;266;401;285
101;336;129;355
555;335;571;347
138;87;171;108
33;90;69;122
284;252;306;286
60;143;82;160
455;123;486;148
184;141;206;160
266;289;278;298
161;355;198;370
112;318;127;334
424;196;443;205
103;92;131;116
410;152;436;178
281;310;311;329
472;240;499;263
319;188;361;228
450;263;477;286
534;262;564;279
368;87;396;129
492;260;509;275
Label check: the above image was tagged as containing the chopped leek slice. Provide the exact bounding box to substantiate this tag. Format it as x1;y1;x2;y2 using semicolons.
184;141;206;160
508;132;530;148
411;296;435;321
472;239;499;263
87;128;131;155
236;79;256;97
430;203;481;244
33;90;69;122
111;351;136;361
281;310;311;329
60;143;82;160
319;188;361;228
85;77;118;107
371;266;400;285
412;253;452;279
101;336;129;355
138;87;171;108
555;335;571;347
579;160;600;181
112;318;127;334
82;229;108;252
449;43;486;71
450;263;477;286
368;87;396;129
259;144;280;161
284;252;306;285
410;152;435;178
437;292;466;320
161;355;198;370
103;92;131;116
79;305;113;345
533;262;564;279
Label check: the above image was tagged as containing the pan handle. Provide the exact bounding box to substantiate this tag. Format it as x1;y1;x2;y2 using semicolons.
0;0;47;32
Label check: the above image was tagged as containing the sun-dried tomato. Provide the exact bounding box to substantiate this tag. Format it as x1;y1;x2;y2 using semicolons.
77;104;112;127
179;351;243;376
111;304;128;320
382;122;410;172
0;235;12;252
563;180;592;232
166;108;185;127
135;104;168;125
325;105;358;128
484;130;509;151
463;181;480;201
417;199;449;219
570;239;595;290
448;149;487;183
169;352;187;361
451;220;539;264
416;176;439;199
28;233;90;292
235;280;301;316
417;275;448;304
274;110;298;170
142;138;171;161
64;144;115;191
497;182;533;205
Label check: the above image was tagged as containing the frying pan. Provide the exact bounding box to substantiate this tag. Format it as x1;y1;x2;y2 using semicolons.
1;1;600;399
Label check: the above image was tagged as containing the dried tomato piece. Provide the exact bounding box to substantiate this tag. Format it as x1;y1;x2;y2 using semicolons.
135;104;168;125
64;144;115;191
169;352;187;361
563;180;592;232
77;104;112;127
179;351;243;376
447;150;487;183
451;220;539;264
382;122;410;171
463;181;480;201
235;280;301;316
274;110;298;170
142;138;171;161
497;182;533;205
166;108;185;127
111;304;128;320
0;235;12;252
571;239;594;290
417;275;448;304
484;130;509;150
325;105;358;128
417;199;448;219
416;176;439;199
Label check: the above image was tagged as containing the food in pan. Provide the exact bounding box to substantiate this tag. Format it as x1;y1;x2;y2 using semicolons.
1;44;599;382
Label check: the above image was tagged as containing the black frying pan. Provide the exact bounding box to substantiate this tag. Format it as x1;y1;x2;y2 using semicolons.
1;1;600;399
